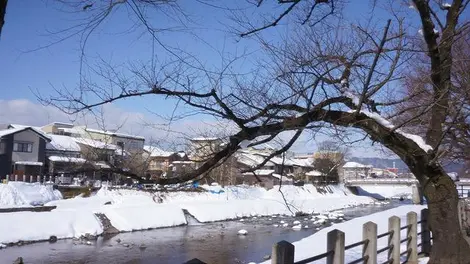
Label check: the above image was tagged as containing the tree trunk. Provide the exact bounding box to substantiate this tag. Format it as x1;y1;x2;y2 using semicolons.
0;0;6;39
422;173;470;264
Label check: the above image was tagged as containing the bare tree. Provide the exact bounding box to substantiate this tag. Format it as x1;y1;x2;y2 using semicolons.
313;141;346;183
39;0;470;262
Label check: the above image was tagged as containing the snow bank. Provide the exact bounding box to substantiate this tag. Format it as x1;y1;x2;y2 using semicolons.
0;211;102;244
355;185;412;199
48;189;186;231
171;185;372;222
102;205;187;231
259;205;426;264
0;182;62;208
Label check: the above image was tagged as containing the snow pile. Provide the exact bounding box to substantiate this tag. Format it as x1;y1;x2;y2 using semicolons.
0;182;62;208
173;185;373;222
259;205;426;264
101;205;186;232
49;188;187;231
0;211;102;244
355;185;412;200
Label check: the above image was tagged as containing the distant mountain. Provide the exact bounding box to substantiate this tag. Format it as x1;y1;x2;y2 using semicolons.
349;157;464;174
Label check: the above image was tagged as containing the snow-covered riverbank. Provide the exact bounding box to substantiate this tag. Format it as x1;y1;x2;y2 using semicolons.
0;183;384;247
259;204;427;264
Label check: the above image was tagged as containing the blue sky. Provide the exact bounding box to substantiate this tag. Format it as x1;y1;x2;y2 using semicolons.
0;1;408;157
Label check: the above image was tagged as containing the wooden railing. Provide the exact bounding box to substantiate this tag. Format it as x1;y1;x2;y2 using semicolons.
184;209;431;264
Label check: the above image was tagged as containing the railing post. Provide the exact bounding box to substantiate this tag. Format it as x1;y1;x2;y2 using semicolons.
327;229;345;264
184;258;207;264
363;221;377;264
272;240;294;264
30;175;33;183
420;209;431;256
37;175;40;183
23;175;26;182
407;212;418;264
5;175;8;182
15;175;18;181
388;216;401;264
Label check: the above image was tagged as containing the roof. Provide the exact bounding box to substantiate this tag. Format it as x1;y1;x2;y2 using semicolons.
306;170;322;177
0;127;51;141
46;135;81;152
343;161;373;169
57;127;82;134
42;122;74;128
191;137;220;141
242;169;275;176
73;138;117;150
48;156;86;163
143;145;174;157
84;127;145;140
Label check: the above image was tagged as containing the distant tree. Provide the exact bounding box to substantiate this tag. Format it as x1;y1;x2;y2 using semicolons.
312;158;339;183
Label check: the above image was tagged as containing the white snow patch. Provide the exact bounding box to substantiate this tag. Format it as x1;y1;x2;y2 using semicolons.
0;182;62;208
238;229;248;235
359;110;433;152
292;225;302;230
259;205;426;264
0;211;102;244
356;185;412;200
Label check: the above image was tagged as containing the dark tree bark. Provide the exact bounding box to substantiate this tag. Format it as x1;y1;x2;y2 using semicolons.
0;0;7;39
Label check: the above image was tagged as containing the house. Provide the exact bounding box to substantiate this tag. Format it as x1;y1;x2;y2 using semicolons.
342;161;373;180
73;126;145;152
143;145;188;179
304;170;323;183
0;127;51;177
45;134;87;177
241;169;292;189
41;122;81;136
188;137;223;162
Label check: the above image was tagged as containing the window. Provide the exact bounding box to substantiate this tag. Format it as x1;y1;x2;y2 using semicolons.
0;142;5;154
13;142;33;153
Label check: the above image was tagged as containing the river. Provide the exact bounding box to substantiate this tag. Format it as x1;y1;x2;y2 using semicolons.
0;201;409;264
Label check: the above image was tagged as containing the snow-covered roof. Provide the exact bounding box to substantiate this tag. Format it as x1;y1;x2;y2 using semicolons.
343;162;373;169
236;152;276;167
290;158;314;167
242;169;275;176
42;122;74;128
15;161;43;166
306;170;323;177
73;138;117;150
57;127;82;134
0;127;51;141
191;137;220;141
46;135;81;152
84;127;145;140
271;174;293;180
48;156;86;163
143;145;174;157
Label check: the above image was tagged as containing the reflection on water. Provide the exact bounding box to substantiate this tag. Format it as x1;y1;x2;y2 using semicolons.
0;201;408;264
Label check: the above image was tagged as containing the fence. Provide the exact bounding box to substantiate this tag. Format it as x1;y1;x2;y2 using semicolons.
184;209;431;264
2;174;71;184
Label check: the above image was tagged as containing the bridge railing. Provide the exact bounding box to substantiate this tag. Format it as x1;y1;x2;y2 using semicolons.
344;178;419;185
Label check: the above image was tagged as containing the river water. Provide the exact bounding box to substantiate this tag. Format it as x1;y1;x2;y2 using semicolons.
0;201;408;264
